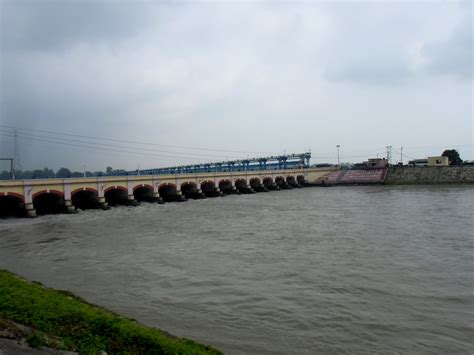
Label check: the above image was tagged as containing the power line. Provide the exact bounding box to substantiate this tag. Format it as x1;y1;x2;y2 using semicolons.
342;152;387;159
2;132;305;168
0;133;213;162
313;151;386;159
0;125;273;155
2;130;385;169
0;129;243;160
401;143;472;150
402;153;419;160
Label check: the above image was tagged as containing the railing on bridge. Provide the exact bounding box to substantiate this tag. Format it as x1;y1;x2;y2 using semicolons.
125;152;312;176
0;153;311;180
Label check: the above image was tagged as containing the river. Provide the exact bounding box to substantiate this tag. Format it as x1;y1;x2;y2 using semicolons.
0;185;473;353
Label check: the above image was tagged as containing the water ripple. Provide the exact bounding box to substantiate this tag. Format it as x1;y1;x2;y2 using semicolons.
0;185;473;353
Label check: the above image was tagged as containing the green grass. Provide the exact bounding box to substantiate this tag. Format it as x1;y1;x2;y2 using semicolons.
0;270;222;354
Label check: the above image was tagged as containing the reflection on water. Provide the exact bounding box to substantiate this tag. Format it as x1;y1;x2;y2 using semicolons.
1;185;473;353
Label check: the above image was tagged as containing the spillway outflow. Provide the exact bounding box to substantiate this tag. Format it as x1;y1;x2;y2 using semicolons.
105;188;129;206
0;168;317;217
133;186;155;203
33;192;66;215
158;184;178;202
72;190;101;210
0;195;25;217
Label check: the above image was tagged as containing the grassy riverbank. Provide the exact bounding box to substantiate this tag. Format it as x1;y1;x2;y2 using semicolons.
0;270;221;354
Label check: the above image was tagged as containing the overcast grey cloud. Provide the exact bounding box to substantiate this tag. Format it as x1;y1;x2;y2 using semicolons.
0;0;472;171
1;0;155;51
423;7;472;80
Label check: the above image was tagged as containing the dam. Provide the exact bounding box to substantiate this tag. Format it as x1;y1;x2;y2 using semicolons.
0;166;337;217
2;154;473;217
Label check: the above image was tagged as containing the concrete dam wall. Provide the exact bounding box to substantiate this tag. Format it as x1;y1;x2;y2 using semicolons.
384;166;474;185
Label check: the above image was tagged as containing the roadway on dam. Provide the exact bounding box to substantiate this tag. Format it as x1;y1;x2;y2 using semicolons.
0;186;473;353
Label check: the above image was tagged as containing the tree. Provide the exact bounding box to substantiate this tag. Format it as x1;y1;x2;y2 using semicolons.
19;170;33;179
32;169;46;179
106;167;113;174
43;168;56;178
0;170;11;180
56;168;72;178
442;149;462;166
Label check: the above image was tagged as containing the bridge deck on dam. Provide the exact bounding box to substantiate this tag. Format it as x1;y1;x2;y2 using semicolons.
0;167;337;217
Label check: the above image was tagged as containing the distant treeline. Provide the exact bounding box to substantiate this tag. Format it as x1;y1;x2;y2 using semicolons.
0;167;128;180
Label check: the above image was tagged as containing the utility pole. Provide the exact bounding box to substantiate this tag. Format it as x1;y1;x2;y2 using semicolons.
0;158;15;180
83;165;86;178
400;147;403;165
386;146;392;165
336;145;340;165
13;129;21;171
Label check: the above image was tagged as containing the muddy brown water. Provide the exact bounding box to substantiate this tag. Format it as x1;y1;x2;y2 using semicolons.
1;185;473;353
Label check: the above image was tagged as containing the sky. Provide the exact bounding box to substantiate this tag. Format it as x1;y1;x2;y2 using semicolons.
0;0;472;172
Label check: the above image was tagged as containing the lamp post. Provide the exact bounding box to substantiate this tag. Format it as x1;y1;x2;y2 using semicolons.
336;145;340;166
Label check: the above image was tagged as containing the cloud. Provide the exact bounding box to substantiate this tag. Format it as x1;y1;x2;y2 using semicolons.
422;6;472;80
0;1;472;170
0;0;156;52
323;2;472;85
322;3;415;86
325;52;413;86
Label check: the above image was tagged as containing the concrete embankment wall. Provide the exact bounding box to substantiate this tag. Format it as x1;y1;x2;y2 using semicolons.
384;166;474;185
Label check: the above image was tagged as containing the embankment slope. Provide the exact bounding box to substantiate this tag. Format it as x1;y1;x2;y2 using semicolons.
0;270;221;354
384;166;474;185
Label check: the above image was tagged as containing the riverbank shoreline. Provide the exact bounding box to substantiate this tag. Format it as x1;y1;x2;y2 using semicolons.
383;165;474;185
0;270;221;354
313;165;474;186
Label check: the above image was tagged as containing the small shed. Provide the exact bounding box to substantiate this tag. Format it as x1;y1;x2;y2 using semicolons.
366;158;388;169
427;156;449;166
